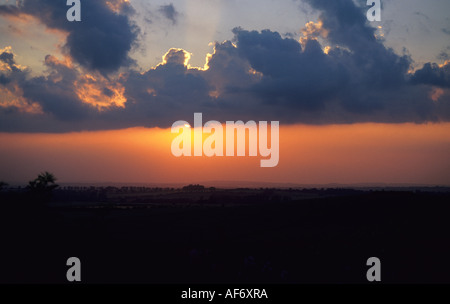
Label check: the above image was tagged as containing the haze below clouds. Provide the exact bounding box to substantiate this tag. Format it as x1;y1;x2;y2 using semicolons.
1;123;449;186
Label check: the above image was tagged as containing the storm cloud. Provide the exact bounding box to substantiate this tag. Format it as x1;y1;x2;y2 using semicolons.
411;62;450;88
0;0;139;75
0;0;449;132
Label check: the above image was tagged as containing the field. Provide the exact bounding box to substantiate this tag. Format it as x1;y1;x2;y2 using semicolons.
1;186;449;283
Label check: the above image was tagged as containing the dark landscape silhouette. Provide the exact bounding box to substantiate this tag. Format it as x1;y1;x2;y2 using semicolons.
1;174;449;283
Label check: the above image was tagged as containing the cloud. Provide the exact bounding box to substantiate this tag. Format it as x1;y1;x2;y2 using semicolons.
158;4;178;25
0;0;139;75
0;46;26;74
411;62;450;88
0;5;20;17
0;0;449;132
20;55;93;121
442;28;450;36
0;47;43;116
414;11;430;21
437;51;449;61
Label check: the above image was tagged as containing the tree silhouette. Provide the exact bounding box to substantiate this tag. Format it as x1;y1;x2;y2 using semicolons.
0;181;7;191
27;172;59;204
28;172;58;190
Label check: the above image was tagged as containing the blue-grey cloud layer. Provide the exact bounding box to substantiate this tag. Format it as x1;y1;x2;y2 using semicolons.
0;0;449;132
0;0;138;74
159;3;178;25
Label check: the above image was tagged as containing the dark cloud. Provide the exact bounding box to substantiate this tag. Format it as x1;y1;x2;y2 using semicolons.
0;51;15;66
437;51;449;61
442;28;450;36
159;4;178;25
0;48;27;84
0;0;139;75
102;87;115;98
20;55;92;120
0;0;449;132
121;48;213;125
414;11;430;21
230;28;342;111
0;5;20;16
163;48;188;65
411;62;450;88
0;75;9;85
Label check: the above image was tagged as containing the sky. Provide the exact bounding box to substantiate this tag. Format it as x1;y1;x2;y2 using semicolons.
0;0;449;185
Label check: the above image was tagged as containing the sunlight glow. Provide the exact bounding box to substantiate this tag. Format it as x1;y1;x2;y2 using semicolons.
1;124;449;185
75;74;127;110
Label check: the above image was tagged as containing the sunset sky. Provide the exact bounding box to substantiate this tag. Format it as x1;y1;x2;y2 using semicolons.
0;0;449;185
